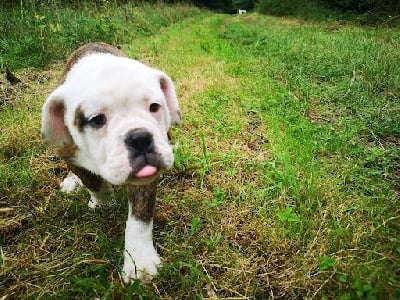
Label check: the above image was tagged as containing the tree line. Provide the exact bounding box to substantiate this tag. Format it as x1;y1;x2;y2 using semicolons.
194;0;399;15
2;0;399;18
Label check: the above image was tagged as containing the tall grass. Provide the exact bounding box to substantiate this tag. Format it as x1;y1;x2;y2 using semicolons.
0;1;201;70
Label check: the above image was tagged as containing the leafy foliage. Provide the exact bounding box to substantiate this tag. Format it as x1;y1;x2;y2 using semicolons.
255;0;400;23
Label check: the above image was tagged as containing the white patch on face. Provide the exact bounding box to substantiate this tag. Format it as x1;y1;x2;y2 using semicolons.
60;54;175;185
122;216;160;283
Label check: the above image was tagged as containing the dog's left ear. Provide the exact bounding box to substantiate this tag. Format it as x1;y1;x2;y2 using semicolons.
158;72;181;125
41;84;73;146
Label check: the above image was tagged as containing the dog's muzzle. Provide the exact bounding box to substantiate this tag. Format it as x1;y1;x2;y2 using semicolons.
125;129;160;179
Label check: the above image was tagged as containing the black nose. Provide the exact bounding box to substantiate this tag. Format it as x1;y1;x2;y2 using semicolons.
125;129;154;154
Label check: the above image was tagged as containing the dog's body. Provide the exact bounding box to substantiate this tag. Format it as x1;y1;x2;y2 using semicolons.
41;42;181;283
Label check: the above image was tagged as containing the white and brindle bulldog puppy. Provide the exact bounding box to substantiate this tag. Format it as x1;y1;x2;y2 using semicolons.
41;42;181;284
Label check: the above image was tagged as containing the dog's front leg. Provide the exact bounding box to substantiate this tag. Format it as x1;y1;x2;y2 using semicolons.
122;181;160;284
63;164;107;208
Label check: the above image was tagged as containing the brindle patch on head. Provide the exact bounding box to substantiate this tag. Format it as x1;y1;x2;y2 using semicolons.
74;104;87;132
59;42;126;85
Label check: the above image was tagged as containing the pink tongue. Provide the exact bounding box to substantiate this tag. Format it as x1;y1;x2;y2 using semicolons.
135;165;157;178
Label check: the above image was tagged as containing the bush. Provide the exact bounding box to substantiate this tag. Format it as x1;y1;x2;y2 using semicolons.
322;0;400;13
255;0;400;23
256;0;333;20
256;0;296;16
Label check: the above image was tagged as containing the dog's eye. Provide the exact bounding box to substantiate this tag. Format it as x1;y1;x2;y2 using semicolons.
88;114;107;128
149;103;161;113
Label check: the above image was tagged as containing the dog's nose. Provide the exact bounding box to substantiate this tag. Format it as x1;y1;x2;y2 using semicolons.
125;129;154;154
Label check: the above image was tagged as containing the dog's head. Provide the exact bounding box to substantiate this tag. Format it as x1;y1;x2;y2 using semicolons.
42;53;181;185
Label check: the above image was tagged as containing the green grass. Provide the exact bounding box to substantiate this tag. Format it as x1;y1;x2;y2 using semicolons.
0;1;201;70
1;3;400;299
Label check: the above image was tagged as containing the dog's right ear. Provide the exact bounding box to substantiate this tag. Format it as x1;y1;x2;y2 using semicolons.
158;72;181;126
41;85;72;146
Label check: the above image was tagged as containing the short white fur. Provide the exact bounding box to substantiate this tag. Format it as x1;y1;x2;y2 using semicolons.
42;53;178;185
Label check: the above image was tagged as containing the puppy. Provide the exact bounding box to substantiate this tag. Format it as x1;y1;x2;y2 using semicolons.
41;42;181;283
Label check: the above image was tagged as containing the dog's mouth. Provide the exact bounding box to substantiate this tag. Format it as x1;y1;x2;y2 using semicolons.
127;164;159;185
134;165;158;178
126;152;163;184
124;129;164;183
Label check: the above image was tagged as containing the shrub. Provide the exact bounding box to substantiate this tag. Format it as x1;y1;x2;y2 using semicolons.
322;0;400;13
256;0;297;16
255;0;400;23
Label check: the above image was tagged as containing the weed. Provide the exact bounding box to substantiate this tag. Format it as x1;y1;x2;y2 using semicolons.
203;232;223;249
318;256;336;271
276;207;300;223
190;216;201;235
209;189;226;208
346;275;381;300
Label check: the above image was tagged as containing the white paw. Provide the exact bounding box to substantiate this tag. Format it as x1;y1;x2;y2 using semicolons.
87;187;108;209
122;218;160;284
87;197;99;209
60;173;82;193
122;246;161;284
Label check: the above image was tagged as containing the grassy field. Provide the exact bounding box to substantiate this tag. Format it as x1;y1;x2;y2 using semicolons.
1;3;400;299
0;1;201;70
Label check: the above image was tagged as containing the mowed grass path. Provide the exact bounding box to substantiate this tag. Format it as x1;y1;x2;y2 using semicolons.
1;13;400;299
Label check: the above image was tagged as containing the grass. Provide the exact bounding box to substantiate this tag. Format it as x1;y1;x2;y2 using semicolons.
1;3;400;299
0;1;201;70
